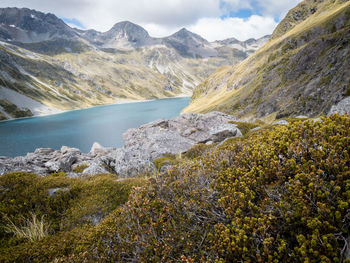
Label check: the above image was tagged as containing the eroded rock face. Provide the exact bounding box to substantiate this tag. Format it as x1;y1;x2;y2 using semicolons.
0;112;242;177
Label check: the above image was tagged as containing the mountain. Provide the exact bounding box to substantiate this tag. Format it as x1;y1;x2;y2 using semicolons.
163;28;218;58
0;7;268;120
213;35;270;56
0;7;87;54
0;7;77;43
81;21;160;50
184;0;350;120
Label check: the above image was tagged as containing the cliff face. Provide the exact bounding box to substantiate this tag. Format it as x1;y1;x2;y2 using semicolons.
184;0;350;121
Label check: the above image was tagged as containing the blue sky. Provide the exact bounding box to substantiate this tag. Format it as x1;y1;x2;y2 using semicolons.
0;0;301;41
61;18;85;30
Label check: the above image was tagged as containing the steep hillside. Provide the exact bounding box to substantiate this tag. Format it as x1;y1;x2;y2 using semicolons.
0;8;269;120
184;0;350;121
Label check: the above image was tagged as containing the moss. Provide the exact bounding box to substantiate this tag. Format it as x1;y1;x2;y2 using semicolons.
0;173;145;262
49;171;67;177
345;85;350;96
72;164;89;173
229;121;260;136
183;143;216;159
153;154;177;171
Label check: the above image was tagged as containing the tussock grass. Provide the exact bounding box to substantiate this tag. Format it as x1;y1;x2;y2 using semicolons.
4;213;50;242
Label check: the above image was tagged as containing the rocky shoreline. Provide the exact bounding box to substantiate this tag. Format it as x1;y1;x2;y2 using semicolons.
0;111;243;177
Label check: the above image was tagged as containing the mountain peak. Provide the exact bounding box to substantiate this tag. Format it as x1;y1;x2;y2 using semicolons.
171;28;204;40
109;21;149;36
0;7;77;44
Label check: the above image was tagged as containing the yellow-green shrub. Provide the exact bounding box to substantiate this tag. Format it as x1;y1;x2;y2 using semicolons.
67;114;350;262
1;115;349;262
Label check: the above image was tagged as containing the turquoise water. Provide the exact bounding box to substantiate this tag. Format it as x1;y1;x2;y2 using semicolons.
0;97;190;157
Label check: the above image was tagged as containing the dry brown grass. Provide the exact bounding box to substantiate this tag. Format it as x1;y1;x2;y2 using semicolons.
4;213;50;242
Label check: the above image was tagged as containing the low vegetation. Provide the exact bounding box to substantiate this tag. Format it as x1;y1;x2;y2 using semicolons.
72;164;89;173
0;114;349;262
0;99;33;118
4;213;50;242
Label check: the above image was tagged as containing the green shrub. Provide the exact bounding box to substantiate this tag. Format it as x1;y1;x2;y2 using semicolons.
153;154;177;171
2;115;349;262
72;164;89;173
183;143;216;159
66;114;350;262
229;121;260;136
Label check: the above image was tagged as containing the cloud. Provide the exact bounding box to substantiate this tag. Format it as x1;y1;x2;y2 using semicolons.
187;15;278;41
254;0;302;19
221;0;302;19
0;0;300;40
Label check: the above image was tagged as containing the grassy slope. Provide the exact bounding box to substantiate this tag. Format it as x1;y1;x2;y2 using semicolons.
184;0;350;120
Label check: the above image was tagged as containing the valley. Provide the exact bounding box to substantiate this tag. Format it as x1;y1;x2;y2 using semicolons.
0;8;268;120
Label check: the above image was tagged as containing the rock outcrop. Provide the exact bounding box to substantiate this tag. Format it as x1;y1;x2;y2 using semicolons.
0;112;242;177
328;97;350;116
108;111;242;176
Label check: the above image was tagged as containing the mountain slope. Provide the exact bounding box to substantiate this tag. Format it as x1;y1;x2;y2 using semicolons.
184;0;350;120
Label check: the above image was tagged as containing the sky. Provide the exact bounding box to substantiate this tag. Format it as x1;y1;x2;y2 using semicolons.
0;0;302;41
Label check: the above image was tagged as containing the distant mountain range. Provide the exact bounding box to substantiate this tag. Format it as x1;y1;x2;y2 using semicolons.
0;7;269;120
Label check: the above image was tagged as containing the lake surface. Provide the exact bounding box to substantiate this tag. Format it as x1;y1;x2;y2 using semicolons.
0;97;190;157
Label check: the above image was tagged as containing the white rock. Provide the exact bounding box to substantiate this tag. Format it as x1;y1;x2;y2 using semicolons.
328;97;350;116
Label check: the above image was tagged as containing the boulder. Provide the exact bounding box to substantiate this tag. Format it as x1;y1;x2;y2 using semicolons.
328;97;350;116
83;160;110;175
109;111;242;177
89;142;111;156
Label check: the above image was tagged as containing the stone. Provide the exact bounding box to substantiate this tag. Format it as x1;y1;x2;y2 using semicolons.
0;163;8;175
66;172;80;178
250;127;261;132
109;111;242;177
44;161;62;172
206;123;242;143
83;161;109;175
48;187;69;197
89;142;111;156
328;97;350;116
272;120;289;125
34;148;55;155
